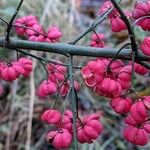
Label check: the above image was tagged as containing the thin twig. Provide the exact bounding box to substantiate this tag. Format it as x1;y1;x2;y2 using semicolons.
53;75;69;108
110;0;140;96
12;24;46;37
0;17;8;25
107;43;131;69
68;7;113;45
131;51;140;98
7;47;82;69
110;0;138;57
68;55;78;150
69;0;121;45
92;29;103;44
39;60;49;81
5;0;24;42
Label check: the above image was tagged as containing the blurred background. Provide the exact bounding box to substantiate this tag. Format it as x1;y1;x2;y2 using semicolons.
0;0;150;150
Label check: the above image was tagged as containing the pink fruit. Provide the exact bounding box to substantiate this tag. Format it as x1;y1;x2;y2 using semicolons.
41;109;62;125
1;66;18;81
110;97;132;114
77;127;93;143
45;26;62;43
15;15;38;36
143;96;150;109
132;1;150;30
118;65;132;90
124;114;138;126
18;57;33;77
47;129;72;149
143;123;150;134
98;78;122;98
141;37;150;56
37;80;57;98
90;33;105;48
60;80;80;96
134;63;148;75
26;24;45;42
123;126;149;146
99;1;118;19
47;63;67;83
130;101;148;124
111;17;127;32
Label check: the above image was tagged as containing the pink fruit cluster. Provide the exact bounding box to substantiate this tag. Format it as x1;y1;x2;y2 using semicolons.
37;62;80;98
110;97;132;114
82;56;150;146
15;15;62;42
134;62;148;75
47;63;67;83
82;58;131;98
0;57;32;82
37;80;57;98
41;109;103;149
90;33;105;48
132;1;150;30
132;1;150;57
123;96;150;145
77;113;103;143
109;96;150;146
141;37;150;56
99;1;131;32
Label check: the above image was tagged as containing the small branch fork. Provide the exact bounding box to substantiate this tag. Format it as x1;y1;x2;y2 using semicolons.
5;0;24;43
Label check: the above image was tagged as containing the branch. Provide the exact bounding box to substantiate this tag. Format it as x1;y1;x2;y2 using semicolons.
12;24;45;37
0;18;8;26
1;37;150;61
68;56;78;150
107;43;131;69
5;0;24;42
5;47;82;69
69;8;112;45
69;0;122;45
110;0;138;57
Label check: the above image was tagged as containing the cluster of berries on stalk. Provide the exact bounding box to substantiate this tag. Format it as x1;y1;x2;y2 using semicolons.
14;15;81;99
14;15;62;42
37;63;80;98
81;0;150;146
0;57;32;82
123;96;150;145
99;1;132;32
41;109;103;149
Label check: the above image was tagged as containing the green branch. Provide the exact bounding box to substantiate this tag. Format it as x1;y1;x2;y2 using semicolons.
0;37;150;61
68;56;78;150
